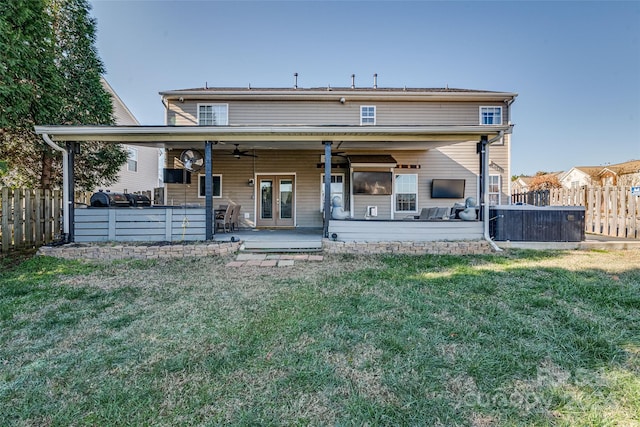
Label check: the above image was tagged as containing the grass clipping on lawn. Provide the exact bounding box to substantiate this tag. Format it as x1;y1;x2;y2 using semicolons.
1;249;639;426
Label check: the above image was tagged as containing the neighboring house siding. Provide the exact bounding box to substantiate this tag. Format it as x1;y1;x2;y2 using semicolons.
101;78;160;194
167;100;509;126
112;146;159;193
560;168;593;188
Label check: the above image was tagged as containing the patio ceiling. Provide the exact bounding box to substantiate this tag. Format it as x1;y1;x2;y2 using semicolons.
34;124;512;151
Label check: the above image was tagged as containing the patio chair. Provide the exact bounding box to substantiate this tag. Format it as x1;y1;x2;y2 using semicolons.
215;204;233;233
230;204;241;231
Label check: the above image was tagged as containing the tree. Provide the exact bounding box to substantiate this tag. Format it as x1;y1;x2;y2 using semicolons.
529;174;562;191
49;0;126;190
0;0;126;190
0;0;64;187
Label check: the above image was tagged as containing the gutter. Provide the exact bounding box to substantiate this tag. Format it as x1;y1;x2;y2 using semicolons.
483;131;505;252
41;133;70;242
34;124;513;141
158;89;519;103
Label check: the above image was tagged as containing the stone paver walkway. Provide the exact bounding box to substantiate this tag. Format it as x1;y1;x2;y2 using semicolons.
227;253;324;267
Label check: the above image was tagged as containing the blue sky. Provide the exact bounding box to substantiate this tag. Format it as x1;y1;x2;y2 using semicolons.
90;0;639;175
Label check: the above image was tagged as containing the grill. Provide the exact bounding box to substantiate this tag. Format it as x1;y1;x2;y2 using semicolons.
125;193;152;207
90;191;130;208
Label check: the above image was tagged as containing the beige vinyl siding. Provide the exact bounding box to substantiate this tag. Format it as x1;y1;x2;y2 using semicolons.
167;100;510;126
167;101;198;125
486;136;510;204
165;143;501;227
165;149;330;227
352;195;393;219
107;145;160;194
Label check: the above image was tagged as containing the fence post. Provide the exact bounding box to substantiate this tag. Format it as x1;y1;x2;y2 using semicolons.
12;188;23;248
618;187;626;238
1;187;11;252
586;186;594;234
630;193;638;239
610;187;618;237
24;189;33;247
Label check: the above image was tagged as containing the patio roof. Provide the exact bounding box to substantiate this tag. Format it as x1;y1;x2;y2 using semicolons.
34;124;512;150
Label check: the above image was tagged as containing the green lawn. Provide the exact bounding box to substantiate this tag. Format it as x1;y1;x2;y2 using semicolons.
1;249;638;426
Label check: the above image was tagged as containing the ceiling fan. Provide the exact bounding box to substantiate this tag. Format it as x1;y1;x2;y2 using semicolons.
229;144;257;159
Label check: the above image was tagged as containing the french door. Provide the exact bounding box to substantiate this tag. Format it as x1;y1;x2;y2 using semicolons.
256;175;295;227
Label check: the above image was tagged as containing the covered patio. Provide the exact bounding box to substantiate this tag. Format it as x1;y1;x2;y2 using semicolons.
34;124;511;246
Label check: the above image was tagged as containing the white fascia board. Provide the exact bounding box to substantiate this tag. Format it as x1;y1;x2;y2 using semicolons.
35;124;511;143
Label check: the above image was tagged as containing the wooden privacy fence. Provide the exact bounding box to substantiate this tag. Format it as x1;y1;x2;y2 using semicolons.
1;188;159;253
1;188;63;253
512;186;639;239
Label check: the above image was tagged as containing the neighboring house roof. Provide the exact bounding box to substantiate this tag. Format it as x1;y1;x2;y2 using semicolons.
562;162;640;181
515;176;535;185
601;160;640;176
101;77;139;126
571;166;602;177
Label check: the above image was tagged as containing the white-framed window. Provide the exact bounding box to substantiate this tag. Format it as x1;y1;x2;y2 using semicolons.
198;174;222;198
320;173;345;212
480;106;502;125
395;174;418;212
197;104;228;126
127;147;138;172
360;105;376;125
488;174;501;205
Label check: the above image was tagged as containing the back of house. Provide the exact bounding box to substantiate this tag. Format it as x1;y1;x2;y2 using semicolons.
160;84;516;228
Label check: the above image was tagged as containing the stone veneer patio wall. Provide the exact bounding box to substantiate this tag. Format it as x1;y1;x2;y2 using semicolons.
37;241;241;260
37;239;494;260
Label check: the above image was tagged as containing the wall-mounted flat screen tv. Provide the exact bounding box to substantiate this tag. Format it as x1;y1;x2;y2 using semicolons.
163;168;191;184
431;179;465;198
352;172;393;195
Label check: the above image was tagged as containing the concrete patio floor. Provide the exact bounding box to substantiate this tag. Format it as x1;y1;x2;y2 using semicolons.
213;227;324;251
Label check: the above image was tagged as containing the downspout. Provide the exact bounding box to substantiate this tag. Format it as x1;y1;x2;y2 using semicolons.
41;133;70;242
482;131;504;252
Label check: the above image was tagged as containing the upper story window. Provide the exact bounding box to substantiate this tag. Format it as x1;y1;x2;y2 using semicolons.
360;106;376;125
198;104;228;126
127;147;138;172
480;106;502;125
